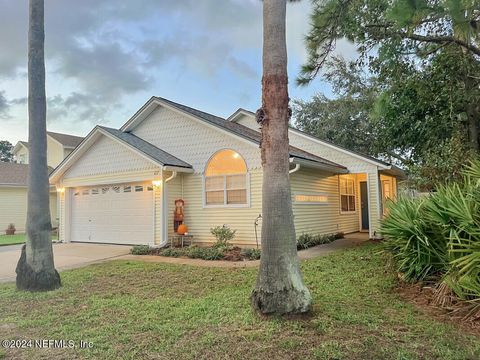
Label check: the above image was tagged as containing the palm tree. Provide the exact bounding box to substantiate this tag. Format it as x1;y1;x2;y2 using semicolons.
251;0;312;314
16;0;61;291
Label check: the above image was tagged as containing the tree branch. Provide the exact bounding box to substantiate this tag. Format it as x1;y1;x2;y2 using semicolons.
365;24;480;56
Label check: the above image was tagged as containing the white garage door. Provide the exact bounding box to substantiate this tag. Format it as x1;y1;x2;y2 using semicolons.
71;183;154;245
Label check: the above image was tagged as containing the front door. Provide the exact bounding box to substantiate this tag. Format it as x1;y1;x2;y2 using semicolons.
360;181;369;230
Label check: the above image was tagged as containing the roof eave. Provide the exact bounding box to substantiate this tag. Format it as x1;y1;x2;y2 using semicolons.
162;165;194;173
380;166;407;180
226;108;254;122
0;183;27;188
290;157;349;174
13;141;28;154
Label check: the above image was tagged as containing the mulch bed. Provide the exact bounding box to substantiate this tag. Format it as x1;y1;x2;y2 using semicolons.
396;281;480;336
223;247;244;261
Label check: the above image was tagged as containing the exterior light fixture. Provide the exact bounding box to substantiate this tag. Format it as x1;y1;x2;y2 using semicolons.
56;187;65;193
152;180;162;188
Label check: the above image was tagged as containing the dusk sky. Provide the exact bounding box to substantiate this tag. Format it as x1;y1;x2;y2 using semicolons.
0;0;356;145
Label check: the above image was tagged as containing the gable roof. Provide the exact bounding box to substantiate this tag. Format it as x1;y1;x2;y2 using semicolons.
13;132;84;155
229;107;396;169
122;97;347;173
47;131;84;148
18;141;29;149
99;126;192;169
12;141;29;155
0;163;29;186
49;126;193;183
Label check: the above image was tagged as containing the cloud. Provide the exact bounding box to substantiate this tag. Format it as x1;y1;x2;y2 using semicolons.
0;91;9;118
0;0;340;140
47;92;117;125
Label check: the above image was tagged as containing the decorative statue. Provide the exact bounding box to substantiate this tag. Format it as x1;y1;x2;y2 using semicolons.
173;199;185;232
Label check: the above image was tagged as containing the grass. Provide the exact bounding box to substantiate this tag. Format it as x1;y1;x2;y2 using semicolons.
0;243;478;359
0;233;59;246
0;234;27;246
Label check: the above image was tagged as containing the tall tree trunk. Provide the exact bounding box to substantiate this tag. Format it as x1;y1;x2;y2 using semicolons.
16;0;61;291
465;76;479;152
251;0;312;315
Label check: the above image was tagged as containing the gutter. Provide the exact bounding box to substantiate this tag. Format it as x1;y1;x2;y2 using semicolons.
289;158;349;174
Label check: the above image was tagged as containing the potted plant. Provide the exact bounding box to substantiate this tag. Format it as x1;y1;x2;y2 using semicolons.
5;223;16;235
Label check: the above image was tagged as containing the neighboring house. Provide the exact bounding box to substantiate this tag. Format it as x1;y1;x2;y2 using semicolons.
49;97;405;247
0;163;57;233
0;132;84;233
13;131;84;168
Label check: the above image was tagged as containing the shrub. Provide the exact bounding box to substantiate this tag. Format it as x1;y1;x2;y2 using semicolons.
382;160;480;301
241;248;261;260
159;246;224;260
296;233;339;250
381;197;448;281
210;225;236;247
160;247;183;257
186;246;224;260
130;245;151;255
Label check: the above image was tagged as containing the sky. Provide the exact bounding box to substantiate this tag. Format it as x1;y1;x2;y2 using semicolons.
0;0;356;145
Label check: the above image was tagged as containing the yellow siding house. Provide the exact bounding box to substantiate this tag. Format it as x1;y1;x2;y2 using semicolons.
0;132;83;233
49;97;404;247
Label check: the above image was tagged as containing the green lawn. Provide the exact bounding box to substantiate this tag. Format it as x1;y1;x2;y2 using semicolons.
0;234;27;246
0;233;58;246
0;244;478;359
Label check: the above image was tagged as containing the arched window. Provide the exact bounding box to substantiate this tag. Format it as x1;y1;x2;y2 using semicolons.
204;150;249;206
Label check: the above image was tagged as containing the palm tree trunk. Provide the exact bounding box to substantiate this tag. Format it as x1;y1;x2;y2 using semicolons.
16;0;61;291
251;0;311;314
465;76;479;152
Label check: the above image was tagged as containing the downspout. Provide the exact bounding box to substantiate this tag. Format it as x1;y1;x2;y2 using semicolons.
164;170;178;183
158;168;178;247
289;163;301;174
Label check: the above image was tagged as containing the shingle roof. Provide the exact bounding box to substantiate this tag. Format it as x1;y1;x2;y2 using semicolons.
0;163;29;186
18;141;28;149
99;126;192;169
47;131;84;148
153;96;346;170
232;107;394;168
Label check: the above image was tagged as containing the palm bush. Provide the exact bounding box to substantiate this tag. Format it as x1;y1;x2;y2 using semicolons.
381;197;447;281
382;160;480;301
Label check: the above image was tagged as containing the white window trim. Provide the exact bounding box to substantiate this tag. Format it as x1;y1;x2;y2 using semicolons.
381;179;392;216
293;192;329;205
339;176;357;214
203;172;251;208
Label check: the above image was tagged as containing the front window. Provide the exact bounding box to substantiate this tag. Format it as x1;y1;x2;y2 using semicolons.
339;176;356;213
204;150;248;206
382;180;391;216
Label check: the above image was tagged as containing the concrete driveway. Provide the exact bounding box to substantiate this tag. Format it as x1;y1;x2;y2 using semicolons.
0;243;131;283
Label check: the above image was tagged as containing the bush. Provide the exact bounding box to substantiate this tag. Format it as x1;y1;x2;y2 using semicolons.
159;246;224;260
382;160;480;301
159;247;183;257
381;197;448;281
296;233;340;250
241;248;261;260
186;246;224;260
130;245;151;255
210;225;236;247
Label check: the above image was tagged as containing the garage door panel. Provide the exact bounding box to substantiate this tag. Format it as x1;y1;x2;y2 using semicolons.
71;183;154;245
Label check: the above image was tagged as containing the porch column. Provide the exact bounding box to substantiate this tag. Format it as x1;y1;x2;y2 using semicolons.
153;169;166;246
63;187;72;243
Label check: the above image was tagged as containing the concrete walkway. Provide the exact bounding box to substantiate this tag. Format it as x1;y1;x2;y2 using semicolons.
119;232;371;268
0;233;370;283
0;243;131;283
